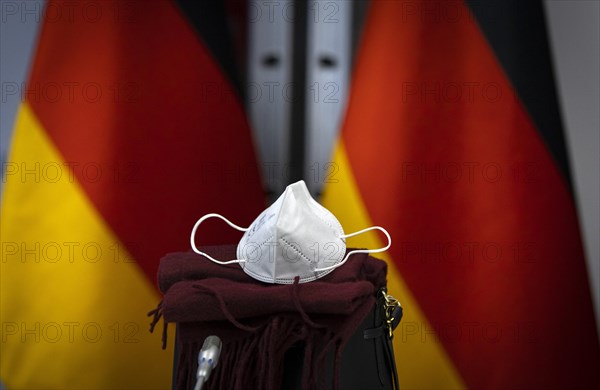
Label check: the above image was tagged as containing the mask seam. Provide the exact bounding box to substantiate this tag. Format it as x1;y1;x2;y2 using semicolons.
279;237;315;265
243;266;276;282
244;234;274;259
243;264;295;283
243;264;335;283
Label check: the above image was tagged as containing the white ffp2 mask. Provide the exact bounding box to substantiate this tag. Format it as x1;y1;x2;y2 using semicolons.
190;180;391;284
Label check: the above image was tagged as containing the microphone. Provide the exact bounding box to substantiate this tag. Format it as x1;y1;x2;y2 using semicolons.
194;335;222;390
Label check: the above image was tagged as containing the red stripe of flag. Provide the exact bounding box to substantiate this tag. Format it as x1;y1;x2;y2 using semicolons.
27;0;265;282
343;1;600;387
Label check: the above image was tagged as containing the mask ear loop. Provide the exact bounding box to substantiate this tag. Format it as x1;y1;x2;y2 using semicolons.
314;226;392;272
190;213;248;264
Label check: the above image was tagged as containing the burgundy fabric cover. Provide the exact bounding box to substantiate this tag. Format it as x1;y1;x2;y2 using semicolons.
151;245;387;390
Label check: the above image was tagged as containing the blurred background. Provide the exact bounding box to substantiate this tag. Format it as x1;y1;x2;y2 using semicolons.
1;0;598;389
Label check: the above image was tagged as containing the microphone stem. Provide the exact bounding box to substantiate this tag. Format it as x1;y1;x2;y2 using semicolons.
193;378;203;390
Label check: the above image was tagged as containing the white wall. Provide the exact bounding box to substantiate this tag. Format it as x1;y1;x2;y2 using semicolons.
0;0;44;180
545;0;600;330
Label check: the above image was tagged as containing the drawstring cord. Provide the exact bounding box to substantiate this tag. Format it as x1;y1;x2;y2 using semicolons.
151;275;372;390
291;276;325;329
147;301;168;350
147;277;327;349
292;276;346;389
191;283;260;332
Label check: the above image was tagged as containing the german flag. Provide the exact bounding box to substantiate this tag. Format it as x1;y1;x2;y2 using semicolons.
322;1;600;388
0;1;264;388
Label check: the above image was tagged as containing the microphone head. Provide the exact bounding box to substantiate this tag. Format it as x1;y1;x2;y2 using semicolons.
197;335;222;379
